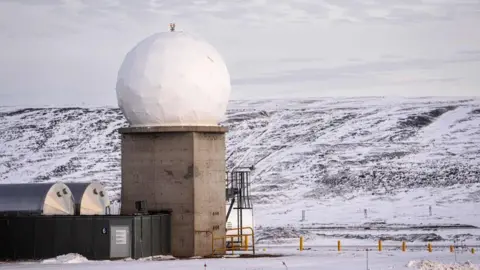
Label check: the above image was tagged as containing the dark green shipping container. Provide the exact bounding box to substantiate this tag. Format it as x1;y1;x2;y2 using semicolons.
0;214;171;261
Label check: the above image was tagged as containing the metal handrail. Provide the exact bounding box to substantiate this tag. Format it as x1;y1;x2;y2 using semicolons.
212;227;255;256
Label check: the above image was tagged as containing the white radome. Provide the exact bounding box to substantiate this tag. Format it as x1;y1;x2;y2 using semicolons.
116;31;231;127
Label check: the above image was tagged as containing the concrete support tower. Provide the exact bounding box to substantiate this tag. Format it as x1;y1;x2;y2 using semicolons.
120;126;226;257
115;29;232;257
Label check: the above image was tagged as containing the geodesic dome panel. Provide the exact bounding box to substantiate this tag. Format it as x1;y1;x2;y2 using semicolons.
116;31;231;127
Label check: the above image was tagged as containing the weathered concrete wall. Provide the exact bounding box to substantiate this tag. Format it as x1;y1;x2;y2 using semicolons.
193;132;226;255
119;126;226;258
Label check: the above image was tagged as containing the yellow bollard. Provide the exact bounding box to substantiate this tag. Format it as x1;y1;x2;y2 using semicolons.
299;236;304;251
472;248;476;254
450;245;454;253
402;241;407;252
378;240;382;252
337;240;341;252
244;236;249;251
427;243;432;253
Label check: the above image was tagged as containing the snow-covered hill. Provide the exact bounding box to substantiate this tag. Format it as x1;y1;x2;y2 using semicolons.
1;96;480;243
224;97;480;201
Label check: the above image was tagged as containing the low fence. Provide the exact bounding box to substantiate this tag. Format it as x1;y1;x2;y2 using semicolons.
290;238;478;254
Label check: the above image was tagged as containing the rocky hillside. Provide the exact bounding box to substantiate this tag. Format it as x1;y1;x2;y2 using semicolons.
1;97;479;205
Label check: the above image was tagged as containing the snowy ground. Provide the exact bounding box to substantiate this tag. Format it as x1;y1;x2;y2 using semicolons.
3;249;480;270
255;186;480;246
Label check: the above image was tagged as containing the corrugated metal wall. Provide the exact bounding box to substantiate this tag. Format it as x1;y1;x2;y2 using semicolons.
0;214;171;261
132;214;171;258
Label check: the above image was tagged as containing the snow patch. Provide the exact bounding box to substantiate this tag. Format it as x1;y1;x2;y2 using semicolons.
407;260;480;270
40;253;89;264
136;255;176;261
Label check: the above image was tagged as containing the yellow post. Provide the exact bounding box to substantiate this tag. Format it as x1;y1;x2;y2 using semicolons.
378;240;382;252
244;235;249;251
472;248;476;254
450;245;454;253
402;241;406;252
427;243;432;253
337;240;341;252
300;236;304;251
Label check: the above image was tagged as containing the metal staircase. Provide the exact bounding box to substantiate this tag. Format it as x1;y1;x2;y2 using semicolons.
213;167;255;255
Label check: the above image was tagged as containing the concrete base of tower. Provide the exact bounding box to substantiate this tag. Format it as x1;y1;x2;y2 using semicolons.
119;126;227;257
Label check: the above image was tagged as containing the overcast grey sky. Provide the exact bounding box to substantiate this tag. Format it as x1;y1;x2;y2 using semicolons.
0;0;479;107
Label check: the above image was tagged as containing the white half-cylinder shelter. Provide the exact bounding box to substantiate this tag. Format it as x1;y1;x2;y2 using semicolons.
0;182;75;215
66;182;110;215
116;30;231;127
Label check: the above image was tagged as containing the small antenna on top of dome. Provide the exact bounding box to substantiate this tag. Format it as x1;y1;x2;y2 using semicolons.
169;23;176;32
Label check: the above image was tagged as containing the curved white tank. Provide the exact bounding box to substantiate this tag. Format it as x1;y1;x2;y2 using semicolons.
66;182;110;215
116;30;231;127
0;182;75;215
